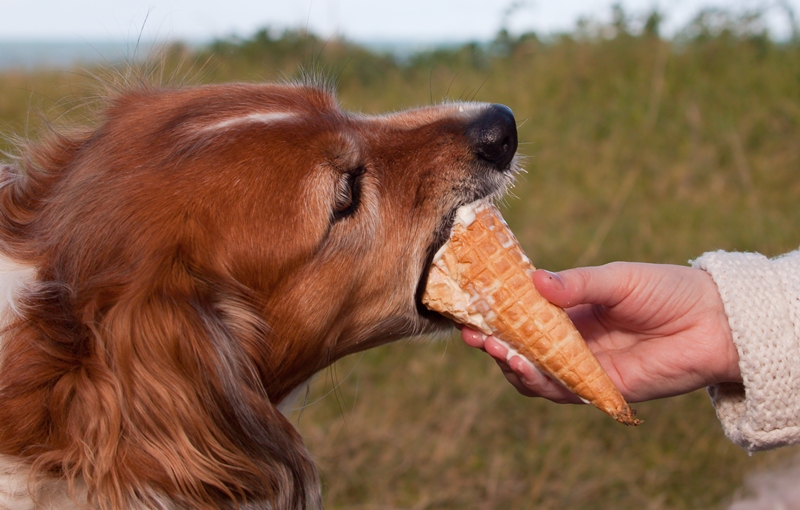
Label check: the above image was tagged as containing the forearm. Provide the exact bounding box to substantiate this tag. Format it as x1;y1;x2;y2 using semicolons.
693;248;800;452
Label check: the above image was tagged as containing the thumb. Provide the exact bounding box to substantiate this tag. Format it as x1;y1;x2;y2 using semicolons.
532;263;637;309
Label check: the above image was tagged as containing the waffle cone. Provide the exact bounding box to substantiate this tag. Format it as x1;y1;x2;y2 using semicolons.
422;202;640;425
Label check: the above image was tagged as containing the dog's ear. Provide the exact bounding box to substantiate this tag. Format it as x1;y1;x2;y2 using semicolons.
0;131;90;256
2;255;321;509
95;259;323;509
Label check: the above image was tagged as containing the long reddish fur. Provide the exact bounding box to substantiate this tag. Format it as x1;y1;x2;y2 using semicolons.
0;85;335;509
0;79;502;509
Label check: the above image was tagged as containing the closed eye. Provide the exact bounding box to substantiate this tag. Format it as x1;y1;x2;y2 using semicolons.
332;167;365;221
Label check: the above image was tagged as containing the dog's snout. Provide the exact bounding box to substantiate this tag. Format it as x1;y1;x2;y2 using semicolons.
469;104;518;171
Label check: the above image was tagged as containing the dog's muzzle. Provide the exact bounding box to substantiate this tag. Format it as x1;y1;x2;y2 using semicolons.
414;103;519;321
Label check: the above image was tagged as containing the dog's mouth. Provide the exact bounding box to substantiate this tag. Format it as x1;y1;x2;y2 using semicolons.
413;173;515;322
413;206;459;321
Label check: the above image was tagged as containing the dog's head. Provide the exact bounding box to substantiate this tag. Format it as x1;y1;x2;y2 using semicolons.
0;82;517;509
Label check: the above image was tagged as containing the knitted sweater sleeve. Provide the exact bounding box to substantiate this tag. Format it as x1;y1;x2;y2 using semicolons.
691;249;800;453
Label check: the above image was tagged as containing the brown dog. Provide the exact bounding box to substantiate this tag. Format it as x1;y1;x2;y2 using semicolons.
0;81;518;509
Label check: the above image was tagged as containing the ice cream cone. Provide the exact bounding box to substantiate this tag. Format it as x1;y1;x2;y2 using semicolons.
422;202;640;425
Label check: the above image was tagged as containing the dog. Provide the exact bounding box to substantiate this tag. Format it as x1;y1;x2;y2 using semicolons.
0;79;518;509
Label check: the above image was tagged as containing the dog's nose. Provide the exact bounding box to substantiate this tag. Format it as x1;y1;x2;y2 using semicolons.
469;104;518;171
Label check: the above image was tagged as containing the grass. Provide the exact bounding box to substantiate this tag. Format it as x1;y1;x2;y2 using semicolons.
2;7;800;508
297;339;793;509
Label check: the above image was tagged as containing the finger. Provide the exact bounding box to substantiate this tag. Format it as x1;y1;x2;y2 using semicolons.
485;337;582;403
508;355;539;384
511;356;583;403
483;336;509;360
494;358;538;397
532;263;642;309
461;327;487;349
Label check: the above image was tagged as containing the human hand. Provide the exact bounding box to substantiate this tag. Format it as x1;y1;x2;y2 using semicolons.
462;262;740;403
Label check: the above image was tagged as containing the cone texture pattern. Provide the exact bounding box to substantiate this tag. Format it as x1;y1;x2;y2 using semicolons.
422;203;639;425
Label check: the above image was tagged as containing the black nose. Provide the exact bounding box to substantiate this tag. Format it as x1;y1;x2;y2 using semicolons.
468;104;518;171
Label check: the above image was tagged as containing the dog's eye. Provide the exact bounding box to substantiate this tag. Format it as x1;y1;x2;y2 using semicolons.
333;167;364;220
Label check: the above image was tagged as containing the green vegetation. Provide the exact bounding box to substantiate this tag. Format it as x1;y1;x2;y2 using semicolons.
2;6;800;508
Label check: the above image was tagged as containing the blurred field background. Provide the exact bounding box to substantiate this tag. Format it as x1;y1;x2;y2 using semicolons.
2;5;800;508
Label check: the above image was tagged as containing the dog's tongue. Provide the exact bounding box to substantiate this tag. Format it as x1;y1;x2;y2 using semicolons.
421;202;640;425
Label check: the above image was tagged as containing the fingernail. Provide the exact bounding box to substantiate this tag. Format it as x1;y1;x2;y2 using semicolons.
543;270;565;291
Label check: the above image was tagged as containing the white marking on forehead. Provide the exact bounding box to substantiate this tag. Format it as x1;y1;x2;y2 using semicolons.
200;111;297;132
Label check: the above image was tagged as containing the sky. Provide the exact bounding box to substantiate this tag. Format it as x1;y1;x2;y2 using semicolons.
0;0;798;44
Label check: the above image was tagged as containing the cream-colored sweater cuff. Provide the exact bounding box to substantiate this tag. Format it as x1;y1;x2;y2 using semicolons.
692;249;800;453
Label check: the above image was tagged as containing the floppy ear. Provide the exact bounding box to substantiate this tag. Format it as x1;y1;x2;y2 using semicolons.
2;257;321;509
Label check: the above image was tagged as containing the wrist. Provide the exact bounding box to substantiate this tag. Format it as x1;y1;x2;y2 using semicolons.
696;269;740;385
714;318;741;384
